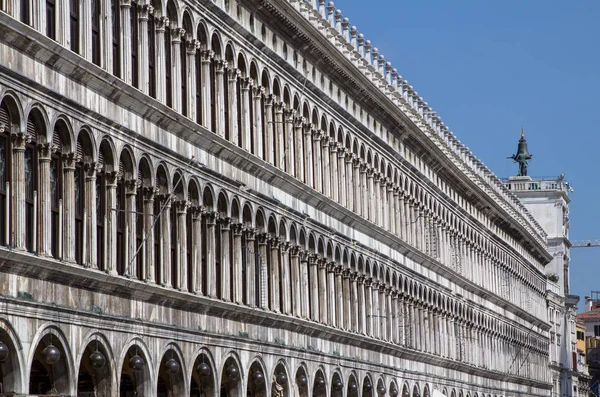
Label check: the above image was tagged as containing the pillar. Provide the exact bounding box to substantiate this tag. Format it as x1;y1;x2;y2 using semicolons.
252;85;264;158
200;50;214;130
327;262;336;327
291;246;301;316
186;39;199;119
329;141;338;202
318;258;328;324
309;255;319;321
280;242;291;314
274;101;285;170
190;207;203;294
303;123;314;188
219;217;230;300
37;144;52;257
258;233;269;309
312;129;322;193
264;95;274;164
232;223;243;304
143;187;156;283
137;4;151;94
206;212;217;297
214;60;226;137
176;200;188;290
11;133;27;251
62;154;76;261
240;77;252;151
245;229;257;306
227;68;240;145
294;117;304;182
171;27;183;113
159;194;171;286
124;180;138;278
155;17;168;103
120;0;132;84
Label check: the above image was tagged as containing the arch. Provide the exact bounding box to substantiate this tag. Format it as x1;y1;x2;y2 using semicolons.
312;367;327;397
0;92;23;134
271;360;291;397
190;349;216;396
294;363;309;397
25;104;49;144
247;358;268;397
52;116;75;154
0;318;25;394
347;372;359;397
330;370;344;397
76;332;117;397
362;374;373;397
28;325;75;396
117;338;153;397
156;343;187;397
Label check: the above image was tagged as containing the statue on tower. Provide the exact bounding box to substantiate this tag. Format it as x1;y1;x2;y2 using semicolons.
508;129;533;176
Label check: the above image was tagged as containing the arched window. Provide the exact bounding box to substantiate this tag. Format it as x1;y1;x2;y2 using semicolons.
91;0;101;65
25;116;39;253
111;0;121;78
74;142;85;264
0;102;12;246
116;171;125;275
46;0;56;40
69;0;79;53
50;135;62;258
131;1;139;88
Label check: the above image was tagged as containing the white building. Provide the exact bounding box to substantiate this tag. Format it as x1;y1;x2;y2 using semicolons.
0;1;554;396
504;166;587;397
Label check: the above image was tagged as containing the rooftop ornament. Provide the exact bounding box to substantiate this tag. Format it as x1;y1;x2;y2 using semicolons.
508;129;533;176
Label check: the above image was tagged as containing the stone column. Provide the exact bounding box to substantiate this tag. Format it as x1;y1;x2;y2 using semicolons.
124;180;138;278
120;0;132;84
373;173;381;226
293;118;304;182
342;269;351;330
264;95;274;164
391;291;399;344
154;17;169;103
252;85;264;158
176;200;188;290
219;217;231;300
158;194;171;286
345;152;354;211
318;258;328;324
205;212;217;297
200;50;214;130
274;101;285;170
37;144;52;256
303;123;313;188
284;110;296;177
257;233;269;309
80;0;91;60
385;286;392;341
105;172;119;275
336;267;345;329
232;223;243;304
143;187;156;283
269;237;281;312
360;162;368;218
337;146;346;207
214;60;226;137
327;262;336;327
190;206;203;294
137;4;152;94
245;229;257;306
366;168;374;222
372;281;380;338
387;183;395;233
312;129;322;193
11;133;27;251
357;275;366;334
380;178;388;230
61;153;76;261
309;255;319;321
240;78;253;151
329;141;338;202
186;39;199;119
353;156;361;214
227;68;240;146
171;27;184;113
280;242;292;314
290;246;301;316
321;134;330;197
299;251;309;319
365;278;373;336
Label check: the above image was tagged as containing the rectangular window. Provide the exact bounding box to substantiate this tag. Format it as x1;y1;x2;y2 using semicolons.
46;0;56;40
111;0;121;78
595;325;600;337
91;0;101;65
50;155;61;258
19;0;30;25
69;0;79;53
131;2;139;88
148;12;156;98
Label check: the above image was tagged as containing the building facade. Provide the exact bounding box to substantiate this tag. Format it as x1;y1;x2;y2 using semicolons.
505;174;588;397
0;1;553;396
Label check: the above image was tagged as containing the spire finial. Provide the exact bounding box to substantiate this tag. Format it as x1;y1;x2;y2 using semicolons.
521;127;524;138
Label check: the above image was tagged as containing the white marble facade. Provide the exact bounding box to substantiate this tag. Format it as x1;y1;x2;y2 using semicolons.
0;1;553;396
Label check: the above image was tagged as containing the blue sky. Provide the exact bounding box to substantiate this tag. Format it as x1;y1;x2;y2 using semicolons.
336;1;600;311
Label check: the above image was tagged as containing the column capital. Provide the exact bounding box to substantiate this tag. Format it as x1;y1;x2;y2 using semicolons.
61;153;76;169
105;171;121;187
143;186;158;201
200;49;215;62
37;143;52;161
190;205;205;219
356;274;364;284
290;245;301;257
218;216;231;228
125;179;139;195
252;85;265;98
240;77;254;90
11;132;30;149
231;223;244;236
186;39;199;55
302;122;313;133
171;27;185;43
139;4;154;20
156;17;170;32
326;261;336;272
264;94;275;106
215;60;227;73
120;0;132;8
228;67;240;81
205;211;218;225
244;227;256;240
175;200;189;214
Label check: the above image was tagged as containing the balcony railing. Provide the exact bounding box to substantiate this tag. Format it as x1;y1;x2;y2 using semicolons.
546;279;561;296
502;176;571;194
